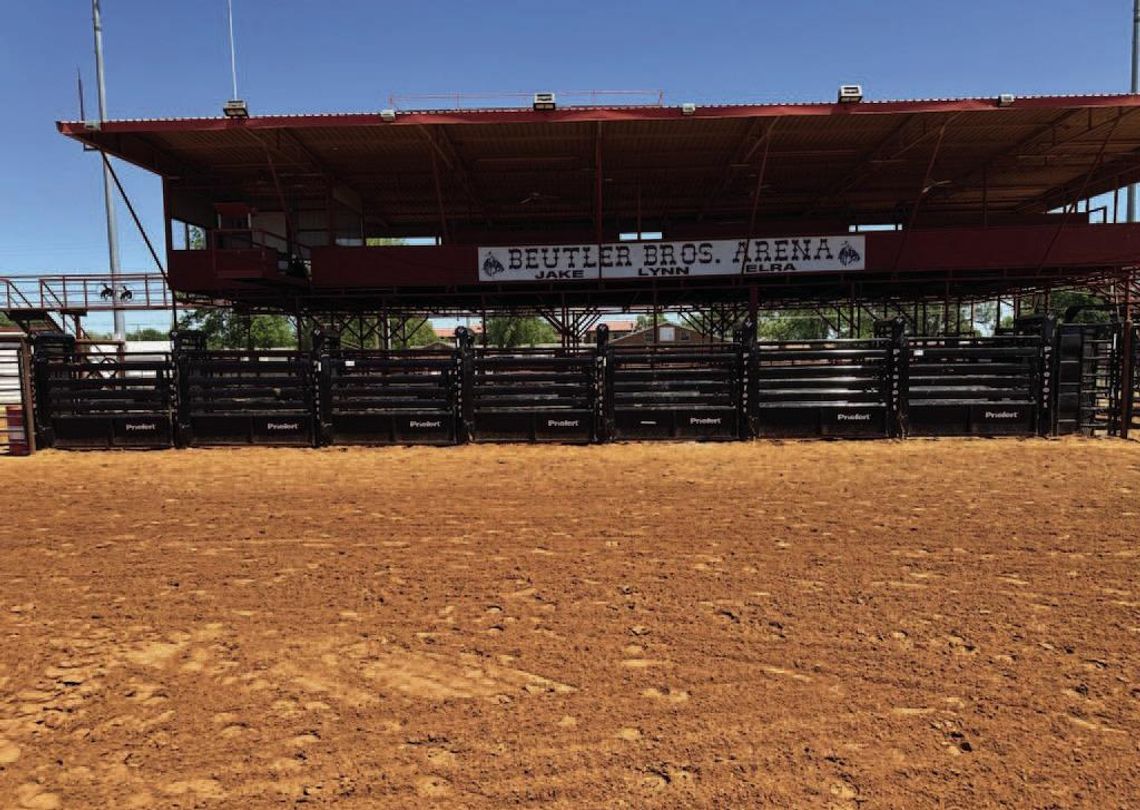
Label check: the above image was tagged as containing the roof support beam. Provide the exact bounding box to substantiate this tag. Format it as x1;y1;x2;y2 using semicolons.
944;107;1122;204
1014;108;1140;214
277;129;365;214
244;128;391;229
1034;113;1125;272
118;132;207;180
429;144;451;244
418;125;491;227
893;121;950;271
698;117;776;222
594;123;604;243
803;112;963;218
801;114;915;217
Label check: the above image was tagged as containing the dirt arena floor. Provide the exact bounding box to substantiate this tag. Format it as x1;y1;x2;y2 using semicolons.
0;440;1137;808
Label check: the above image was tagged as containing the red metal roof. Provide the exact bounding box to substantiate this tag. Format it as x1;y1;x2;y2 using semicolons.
59;94;1140;241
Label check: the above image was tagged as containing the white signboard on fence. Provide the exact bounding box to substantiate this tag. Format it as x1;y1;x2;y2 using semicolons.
477;236;865;282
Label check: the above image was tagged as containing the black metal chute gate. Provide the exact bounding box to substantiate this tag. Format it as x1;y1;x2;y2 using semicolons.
1054;320;1123;436
903;325;1046;437
748;324;897;439
31;333;175;449
459;328;599;443
173;331;315;446
314;329;460;446
604;333;743;441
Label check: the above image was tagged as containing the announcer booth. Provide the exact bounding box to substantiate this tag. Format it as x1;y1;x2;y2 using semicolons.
56;91;1140;441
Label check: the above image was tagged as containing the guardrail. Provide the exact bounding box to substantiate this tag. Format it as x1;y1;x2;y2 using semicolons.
0;274;171;313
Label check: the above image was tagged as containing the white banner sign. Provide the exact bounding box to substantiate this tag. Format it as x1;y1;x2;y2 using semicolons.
478;236;865;282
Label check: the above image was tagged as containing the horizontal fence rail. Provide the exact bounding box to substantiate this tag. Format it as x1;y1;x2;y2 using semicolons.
18;318;1139;451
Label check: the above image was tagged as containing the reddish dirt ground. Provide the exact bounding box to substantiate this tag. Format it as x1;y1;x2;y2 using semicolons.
0;440;1138;808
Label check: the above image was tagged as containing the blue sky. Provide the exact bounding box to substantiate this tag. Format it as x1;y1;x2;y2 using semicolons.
0;1;1136;330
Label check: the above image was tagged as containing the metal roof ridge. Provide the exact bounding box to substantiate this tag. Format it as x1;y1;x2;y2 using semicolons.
55;91;1140;126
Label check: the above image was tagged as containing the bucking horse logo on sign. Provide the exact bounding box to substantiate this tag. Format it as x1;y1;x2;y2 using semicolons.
838;240;862;267
482;252;506;278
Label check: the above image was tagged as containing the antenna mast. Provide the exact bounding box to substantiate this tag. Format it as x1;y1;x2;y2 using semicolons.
227;0;239;100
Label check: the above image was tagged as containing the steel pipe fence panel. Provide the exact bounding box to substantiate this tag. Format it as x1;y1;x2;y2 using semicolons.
175;349;315;446
32;341;175;449
317;348;460;445
607;344;743;440
750;338;893;438
905;335;1043;436
465;348;599;443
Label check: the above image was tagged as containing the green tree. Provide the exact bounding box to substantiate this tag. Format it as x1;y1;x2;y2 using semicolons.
484;316;557;348
0;312;12;328
1047;290;1111;324
757;311;832;341
177;309;296;349
401;318;438;348
126;327;169;341
634;313;665;331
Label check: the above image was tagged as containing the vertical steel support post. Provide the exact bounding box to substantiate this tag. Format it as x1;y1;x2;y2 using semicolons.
1122;316;1135;439
16;340;37;454
455;327;475;442
170;329;204;448
888;317;909;438
594;324;610;442
312;328;338;447
1038;315;1057;436
737;317;757;440
1130;0;1140;223
601;325;616;443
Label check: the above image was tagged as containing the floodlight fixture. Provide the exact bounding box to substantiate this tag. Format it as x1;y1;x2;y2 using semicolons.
222;99;249;118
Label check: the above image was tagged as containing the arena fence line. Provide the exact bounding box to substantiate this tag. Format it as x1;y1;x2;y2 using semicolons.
20;316;1138;451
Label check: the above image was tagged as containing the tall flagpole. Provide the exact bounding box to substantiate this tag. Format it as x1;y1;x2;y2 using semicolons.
92;0;125;341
